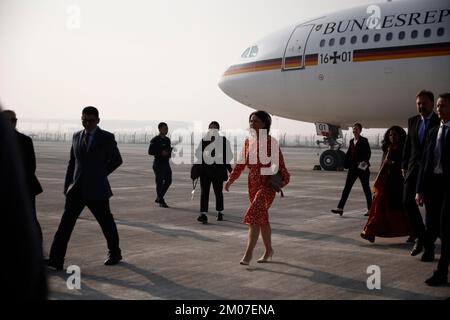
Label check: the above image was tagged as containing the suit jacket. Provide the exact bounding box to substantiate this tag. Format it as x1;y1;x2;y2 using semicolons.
416;125;450;194
64;127;123;200
0;114;47;299
344;136;371;170
196;136;233;181
402;112;440;182
15;131;43;196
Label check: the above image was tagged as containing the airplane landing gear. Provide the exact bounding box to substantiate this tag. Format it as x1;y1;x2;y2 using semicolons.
315;123;345;171
319;149;345;171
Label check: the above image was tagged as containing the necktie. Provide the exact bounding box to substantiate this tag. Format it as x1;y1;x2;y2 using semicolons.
434;125;447;173
81;132;90;155
439;125;447;162
418;118;428;144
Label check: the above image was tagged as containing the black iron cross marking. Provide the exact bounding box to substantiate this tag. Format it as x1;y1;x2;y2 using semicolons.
330;51;341;64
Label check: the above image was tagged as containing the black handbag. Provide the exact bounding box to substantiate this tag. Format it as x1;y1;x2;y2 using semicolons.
190;164;202;180
268;172;284;197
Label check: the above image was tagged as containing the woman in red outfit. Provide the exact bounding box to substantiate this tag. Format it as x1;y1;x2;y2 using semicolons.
361;126;413;243
225;111;290;265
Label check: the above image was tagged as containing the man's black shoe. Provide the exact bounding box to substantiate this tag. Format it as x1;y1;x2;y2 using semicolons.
197;214;208;224
44;258;64;271
331;209;343;216
425;271;448;286
410;240;423;256
104;253;122;266
217;212;224;221
159;202;169;208
420;250;435;262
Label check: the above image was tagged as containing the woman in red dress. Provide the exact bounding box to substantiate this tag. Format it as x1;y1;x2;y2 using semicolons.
361;126;413;242
225;111;290;265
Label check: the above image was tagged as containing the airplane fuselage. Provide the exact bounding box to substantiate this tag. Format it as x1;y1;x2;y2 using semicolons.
219;0;450;129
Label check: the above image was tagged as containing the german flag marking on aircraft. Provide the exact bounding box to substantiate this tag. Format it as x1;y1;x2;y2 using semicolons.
353;42;450;62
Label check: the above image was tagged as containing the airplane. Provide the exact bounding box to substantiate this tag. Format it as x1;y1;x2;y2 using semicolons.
218;0;450;170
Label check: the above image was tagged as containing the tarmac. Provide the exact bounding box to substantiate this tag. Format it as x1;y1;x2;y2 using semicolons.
35;141;450;300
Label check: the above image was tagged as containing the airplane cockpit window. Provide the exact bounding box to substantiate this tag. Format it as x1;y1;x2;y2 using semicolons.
362;35;369;43
241;46;258;58
320;39;326;47
351;36;357;44
437;27;445;36
339;37;346;45
386;32;393;41
424;29;431;38
399;31;406;40
374;33;381;42
329;38;335;46
249;46;259;57
411;30;418;39
241;47;251;58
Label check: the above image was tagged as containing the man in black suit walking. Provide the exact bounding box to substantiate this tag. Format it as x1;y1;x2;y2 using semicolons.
3;110;44;249
402;90;440;258
46;106;123;270
416;93;450;286
195;121;233;224
331;123;372;216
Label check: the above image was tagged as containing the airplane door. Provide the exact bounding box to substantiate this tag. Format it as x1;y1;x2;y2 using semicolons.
282;24;315;70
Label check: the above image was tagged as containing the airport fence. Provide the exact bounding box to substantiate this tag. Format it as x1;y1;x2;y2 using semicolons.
24;130;384;149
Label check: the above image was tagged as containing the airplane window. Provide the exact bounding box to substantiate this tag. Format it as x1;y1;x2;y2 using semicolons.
374;33;381;42
329;38;335;46
437;27;445;37
424;29;431;38
362;35;369;43
320;39;326;47
351;36;357;44
249;46;259;57
411;30;418;39
241;47;250;58
339;37;346;45
386;32;393;41
398;31;405;40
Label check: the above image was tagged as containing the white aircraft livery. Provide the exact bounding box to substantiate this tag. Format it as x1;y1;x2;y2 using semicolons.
218;0;450;170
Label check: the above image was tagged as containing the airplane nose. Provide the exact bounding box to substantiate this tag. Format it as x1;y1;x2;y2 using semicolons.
218;69;260;108
218;73;242;101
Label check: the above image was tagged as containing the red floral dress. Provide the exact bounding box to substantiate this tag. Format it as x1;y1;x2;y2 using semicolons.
228;135;290;226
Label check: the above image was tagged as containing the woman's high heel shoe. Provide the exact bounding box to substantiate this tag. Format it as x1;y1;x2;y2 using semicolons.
257;249;274;263
240;254;252;265
360;232;375;243
239;259;250;265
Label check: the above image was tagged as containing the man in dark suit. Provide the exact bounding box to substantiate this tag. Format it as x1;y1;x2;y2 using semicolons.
195;121;233;224
331;123;372;216
416;93;450;286
46;106;123;270
402;90;440;258
0;109;47;299
3;110;44;249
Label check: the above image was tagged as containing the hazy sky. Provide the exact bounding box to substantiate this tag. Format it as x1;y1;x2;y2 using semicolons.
0;0;381;134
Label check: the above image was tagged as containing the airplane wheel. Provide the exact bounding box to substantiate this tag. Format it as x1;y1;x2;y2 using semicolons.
320;150;340;171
